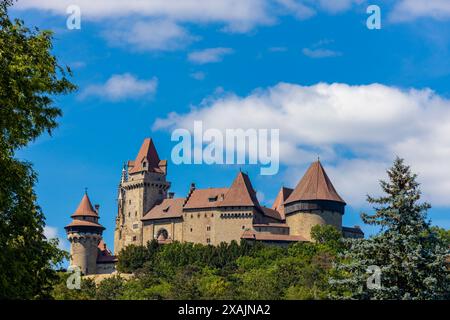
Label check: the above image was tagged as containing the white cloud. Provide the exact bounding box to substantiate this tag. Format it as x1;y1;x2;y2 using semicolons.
80;73;158;101
190;71;206;80
302;47;341;58
44;226;69;250
154;82;450;207
14;0;273;31
44;226;58;239
390;0;450;22
103;20;195;52
188;47;234;64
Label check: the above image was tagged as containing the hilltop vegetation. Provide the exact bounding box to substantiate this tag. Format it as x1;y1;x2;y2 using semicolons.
52;225;344;300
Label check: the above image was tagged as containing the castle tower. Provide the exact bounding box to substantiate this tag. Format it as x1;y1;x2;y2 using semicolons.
65;192;105;275
114;138;170;254
283;160;346;241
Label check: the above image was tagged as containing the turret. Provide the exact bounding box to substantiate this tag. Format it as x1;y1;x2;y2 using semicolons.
283;160;346;241
65;191;105;275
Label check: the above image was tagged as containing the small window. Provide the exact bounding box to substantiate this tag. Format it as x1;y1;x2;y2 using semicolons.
206;226;211;231
190;228;193;232
206;238;211;244
128;212;130;217
132;236;137;241
242;225;245;230
133;223;138;229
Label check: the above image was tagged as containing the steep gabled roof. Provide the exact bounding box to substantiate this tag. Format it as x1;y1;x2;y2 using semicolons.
271;187;293;218
71;193;98;218
128;138;163;174
285;160;345;205
219;172;261;208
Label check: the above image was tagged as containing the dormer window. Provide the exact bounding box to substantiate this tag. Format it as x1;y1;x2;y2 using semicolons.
162;206;170;213
208;196;218;202
142;161;147;168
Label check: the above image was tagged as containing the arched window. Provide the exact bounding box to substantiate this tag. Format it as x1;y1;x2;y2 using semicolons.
156;228;169;240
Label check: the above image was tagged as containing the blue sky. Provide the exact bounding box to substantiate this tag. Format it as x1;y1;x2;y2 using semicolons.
10;0;450;250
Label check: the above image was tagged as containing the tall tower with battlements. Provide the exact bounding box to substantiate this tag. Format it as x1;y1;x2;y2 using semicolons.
114;138;170;254
65;192;105;275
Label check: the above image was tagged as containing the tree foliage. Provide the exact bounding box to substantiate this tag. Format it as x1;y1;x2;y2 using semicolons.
55;227;342;300
332;157;450;300
0;0;75;299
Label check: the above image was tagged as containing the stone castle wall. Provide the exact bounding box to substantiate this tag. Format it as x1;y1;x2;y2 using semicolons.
68;233;101;275
285;210;342;241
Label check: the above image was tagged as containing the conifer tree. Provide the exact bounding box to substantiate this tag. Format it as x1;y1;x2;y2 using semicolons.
332;157;449;299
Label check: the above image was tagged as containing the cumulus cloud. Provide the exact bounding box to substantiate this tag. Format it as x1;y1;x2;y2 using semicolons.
188;47;234;64
80;73;158;101
44;226;69;250
14;0;273;31
390;0;450;22
103;20;196;52
153;82;450;207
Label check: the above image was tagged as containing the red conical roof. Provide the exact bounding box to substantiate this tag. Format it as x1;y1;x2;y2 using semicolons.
71;193;98;218
285;161;345;204
220;171;261;208
128;138;162;174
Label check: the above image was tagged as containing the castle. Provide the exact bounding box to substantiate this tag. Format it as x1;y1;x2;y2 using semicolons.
65;138;363;275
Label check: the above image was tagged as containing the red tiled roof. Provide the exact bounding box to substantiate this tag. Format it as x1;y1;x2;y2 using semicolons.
142;198;185;220
241;229;307;242
65;219;105;229
183;188;228;209
260;206;284;221
285;160;345;205
71;193;98;218
97;240;117;263
219;172;261;208
128;138;164;174
271;187;293;219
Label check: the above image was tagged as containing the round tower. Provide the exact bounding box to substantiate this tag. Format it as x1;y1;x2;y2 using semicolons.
65;191;105;275
283;160;346;241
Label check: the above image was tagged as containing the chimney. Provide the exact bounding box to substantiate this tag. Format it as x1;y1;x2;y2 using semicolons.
190;182;196;191
168;192;175;199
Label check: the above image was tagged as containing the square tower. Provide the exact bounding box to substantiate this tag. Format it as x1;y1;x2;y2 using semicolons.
114;138;170;254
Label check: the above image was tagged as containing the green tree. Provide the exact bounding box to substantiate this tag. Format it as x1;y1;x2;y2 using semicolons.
332;157;450;299
117;244;151;273
96;276;125;300
51;272;96;300
0;0;75;299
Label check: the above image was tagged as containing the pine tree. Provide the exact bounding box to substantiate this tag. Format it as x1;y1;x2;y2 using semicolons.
331;157;449;300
